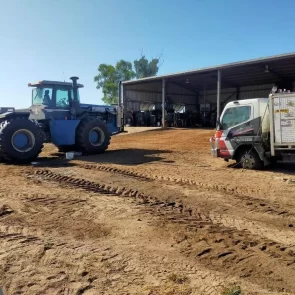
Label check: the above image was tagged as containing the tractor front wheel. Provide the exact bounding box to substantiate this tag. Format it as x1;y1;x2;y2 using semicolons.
0;118;44;162
76;118;110;154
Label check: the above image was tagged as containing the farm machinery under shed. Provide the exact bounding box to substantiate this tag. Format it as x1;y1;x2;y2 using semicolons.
125;98;212;128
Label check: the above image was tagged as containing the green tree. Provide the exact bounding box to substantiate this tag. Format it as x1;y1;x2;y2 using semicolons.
94;60;135;105
133;55;160;79
116;60;135;81
94;54;162;105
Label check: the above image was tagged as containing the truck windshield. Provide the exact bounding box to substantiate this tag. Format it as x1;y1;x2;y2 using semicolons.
221;106;251;129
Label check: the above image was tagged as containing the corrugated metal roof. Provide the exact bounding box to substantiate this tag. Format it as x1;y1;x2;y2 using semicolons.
122;52;295;85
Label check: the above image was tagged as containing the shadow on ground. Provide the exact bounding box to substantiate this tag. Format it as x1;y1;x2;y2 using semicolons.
266;163;295;176
75;148;173;166
1;148;173;168
227;161;295;176
0;155;77;168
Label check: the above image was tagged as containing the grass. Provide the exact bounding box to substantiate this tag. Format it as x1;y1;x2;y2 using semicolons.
145;285;192;295
167;273;189;284
44;241;54;250
221;284;242;295
144;273;191;295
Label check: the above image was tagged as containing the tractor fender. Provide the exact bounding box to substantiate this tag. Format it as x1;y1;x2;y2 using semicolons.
0;111;30;121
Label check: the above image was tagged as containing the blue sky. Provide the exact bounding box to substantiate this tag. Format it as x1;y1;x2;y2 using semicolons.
1;0;295;108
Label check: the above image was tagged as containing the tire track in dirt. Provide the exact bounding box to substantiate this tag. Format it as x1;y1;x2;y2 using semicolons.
27;168;295;293
76;164;295;247
26;169;185;211
0;227;95;295
0;192;87;213
80;163;293;218
146;206;295;293
0;186;229;295
0;199;103;295
9;173;292;248
207;214;295;246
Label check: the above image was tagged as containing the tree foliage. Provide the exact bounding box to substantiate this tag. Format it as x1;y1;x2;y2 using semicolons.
94;53;162;105
134;56;160;79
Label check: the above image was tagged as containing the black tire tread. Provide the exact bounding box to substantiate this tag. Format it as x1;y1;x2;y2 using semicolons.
237;148;263;170
0;117;44;163
76;118;110;154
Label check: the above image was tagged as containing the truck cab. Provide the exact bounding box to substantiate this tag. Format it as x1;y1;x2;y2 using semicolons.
211;91;295;169
210;98;270;169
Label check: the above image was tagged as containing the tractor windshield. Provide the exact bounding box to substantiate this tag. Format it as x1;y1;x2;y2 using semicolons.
32;87;53;106
31;87;80;106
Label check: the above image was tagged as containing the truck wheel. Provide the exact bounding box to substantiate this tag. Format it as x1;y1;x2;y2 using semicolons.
76;118;110;154
0;118;44;162
237;149;263;170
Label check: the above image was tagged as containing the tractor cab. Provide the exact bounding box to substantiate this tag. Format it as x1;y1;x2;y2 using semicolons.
28;77;83;109
28;77;83;120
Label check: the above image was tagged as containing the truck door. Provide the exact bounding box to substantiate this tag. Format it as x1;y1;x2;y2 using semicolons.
218;104;254;158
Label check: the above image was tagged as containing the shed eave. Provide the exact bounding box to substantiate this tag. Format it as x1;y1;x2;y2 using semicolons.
122;51;295;85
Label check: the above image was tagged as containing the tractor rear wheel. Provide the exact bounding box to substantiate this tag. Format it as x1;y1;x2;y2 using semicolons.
0;118;44;162
76;118;110;154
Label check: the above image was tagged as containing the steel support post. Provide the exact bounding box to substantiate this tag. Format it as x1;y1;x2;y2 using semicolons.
217;70;221;119
162;79;166;127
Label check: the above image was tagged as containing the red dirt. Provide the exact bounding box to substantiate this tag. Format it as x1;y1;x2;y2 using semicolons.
1;127;295;295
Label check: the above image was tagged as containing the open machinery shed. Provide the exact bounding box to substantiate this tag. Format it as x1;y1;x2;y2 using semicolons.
120;52;295;128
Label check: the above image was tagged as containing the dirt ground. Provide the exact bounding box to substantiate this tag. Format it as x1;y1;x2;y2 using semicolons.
1;127;295;295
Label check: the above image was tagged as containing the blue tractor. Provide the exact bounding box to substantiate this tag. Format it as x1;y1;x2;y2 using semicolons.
0;77;124;162
0;107;15;114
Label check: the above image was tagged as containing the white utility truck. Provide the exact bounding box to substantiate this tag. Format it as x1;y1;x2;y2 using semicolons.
210;90;295;169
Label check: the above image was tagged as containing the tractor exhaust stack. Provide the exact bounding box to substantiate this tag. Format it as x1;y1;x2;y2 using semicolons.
70;76;79;101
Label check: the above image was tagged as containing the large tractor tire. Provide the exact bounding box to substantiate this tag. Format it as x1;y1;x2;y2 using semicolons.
0;118;44;162
76;118;110;154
